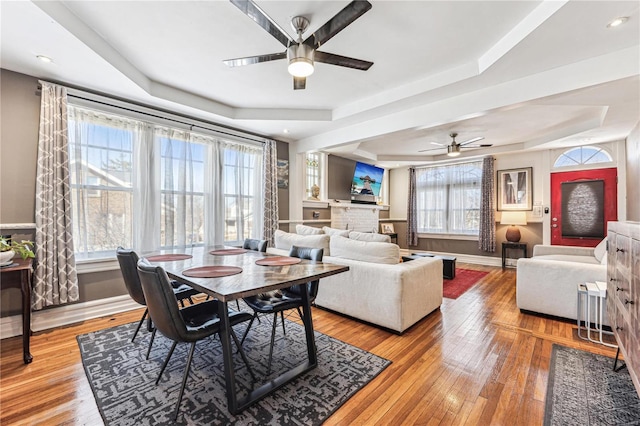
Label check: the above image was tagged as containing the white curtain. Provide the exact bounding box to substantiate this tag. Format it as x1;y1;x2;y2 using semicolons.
415;161;481;234
204;141;225;246
34;81;79;310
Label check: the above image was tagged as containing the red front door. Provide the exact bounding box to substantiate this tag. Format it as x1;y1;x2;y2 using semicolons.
550;167;617;247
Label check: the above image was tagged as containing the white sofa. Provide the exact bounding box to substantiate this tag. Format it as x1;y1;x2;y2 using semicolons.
516;240;607;322
268;229;443;333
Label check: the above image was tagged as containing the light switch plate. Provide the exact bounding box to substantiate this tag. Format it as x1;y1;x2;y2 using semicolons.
532;205;543;217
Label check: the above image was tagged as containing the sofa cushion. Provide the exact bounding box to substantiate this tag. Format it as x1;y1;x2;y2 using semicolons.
593;237;607;263
322;226;350;237
534;254;601;265
296;224;324;235
330;235;399;264
348;231;391;243
274;230;330;254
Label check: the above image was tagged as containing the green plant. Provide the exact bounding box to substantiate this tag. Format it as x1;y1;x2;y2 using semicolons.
0;237;35;259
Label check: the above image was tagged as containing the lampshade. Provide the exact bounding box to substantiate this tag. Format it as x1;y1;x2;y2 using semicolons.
287;44;314;77
500;211;527;225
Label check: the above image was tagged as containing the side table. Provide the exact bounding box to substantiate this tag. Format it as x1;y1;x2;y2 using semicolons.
383;233;398;244
502;242;527;268
576;281;616;348
0;257;34;363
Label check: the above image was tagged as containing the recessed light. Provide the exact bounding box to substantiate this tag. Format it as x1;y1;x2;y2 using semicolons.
36;55;53;63
607;17;629;28
283;129;289;134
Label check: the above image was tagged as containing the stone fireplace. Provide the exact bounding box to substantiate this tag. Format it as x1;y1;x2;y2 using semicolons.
330;203;381;233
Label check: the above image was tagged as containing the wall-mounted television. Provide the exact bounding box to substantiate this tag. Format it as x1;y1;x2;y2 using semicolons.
351;161;384;198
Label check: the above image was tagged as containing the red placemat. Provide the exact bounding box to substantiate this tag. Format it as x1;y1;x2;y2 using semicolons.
255;256;302;266
146;254;193;261
182;266;243;278
209;248;248;256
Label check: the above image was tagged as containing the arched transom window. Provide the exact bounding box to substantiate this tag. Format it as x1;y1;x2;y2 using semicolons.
553;146;613;168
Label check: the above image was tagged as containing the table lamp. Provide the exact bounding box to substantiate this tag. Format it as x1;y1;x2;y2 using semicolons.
500;211;527;242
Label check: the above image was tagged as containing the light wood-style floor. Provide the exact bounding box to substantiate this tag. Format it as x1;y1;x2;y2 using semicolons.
0;264;619;425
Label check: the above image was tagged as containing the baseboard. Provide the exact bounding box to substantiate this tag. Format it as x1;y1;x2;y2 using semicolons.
0;295;140;339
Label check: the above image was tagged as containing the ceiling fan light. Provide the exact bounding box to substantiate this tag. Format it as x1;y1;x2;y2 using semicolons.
287;44;314;77
447;145;461;157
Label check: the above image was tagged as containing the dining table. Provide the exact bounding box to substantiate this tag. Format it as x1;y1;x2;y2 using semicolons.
144;245;349;415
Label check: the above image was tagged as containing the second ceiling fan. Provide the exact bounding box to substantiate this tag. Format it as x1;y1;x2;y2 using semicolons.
419;132;493;157
224;0;374;90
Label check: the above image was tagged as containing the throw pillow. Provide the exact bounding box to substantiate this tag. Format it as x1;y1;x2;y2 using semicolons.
322;226;350;237
593;237;607;262
330;235;399;264
274;230;330;255
296;224;324;235
348;231;392;243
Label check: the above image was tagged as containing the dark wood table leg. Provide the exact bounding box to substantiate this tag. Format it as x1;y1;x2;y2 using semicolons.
218;300;239;413
21;268;33;364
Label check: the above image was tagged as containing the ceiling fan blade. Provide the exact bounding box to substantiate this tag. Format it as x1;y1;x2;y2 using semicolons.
418;147;443;153
462;143;493;148
459;136;484;146
430;142;445;146
293;76;306;90
314;51;373;70
223;52;287;67
230;0;293;48
304;0;372;49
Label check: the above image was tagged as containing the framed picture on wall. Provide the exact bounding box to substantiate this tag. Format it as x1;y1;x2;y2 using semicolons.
381;223;395;234
497;167;532;211
277;159;289;189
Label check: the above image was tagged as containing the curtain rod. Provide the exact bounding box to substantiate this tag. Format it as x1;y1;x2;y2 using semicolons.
37;82;272;145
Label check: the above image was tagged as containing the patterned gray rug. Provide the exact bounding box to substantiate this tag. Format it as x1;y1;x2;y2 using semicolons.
77;315;390;425
544;344;640;425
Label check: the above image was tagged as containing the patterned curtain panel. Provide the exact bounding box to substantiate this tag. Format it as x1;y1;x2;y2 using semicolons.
478;156;496;252
407;168;419;247
34;81;79;310
262;140;279;246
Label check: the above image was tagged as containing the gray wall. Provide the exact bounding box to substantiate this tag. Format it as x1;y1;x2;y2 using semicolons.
276;140;289;221
626;122;640;221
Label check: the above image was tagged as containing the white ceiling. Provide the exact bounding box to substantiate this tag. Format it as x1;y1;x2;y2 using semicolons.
1;0;639;168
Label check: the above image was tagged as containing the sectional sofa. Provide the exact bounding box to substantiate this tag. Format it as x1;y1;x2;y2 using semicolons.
268;228;443;333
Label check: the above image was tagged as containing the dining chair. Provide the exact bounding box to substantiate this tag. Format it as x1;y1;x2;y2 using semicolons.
234;238;269;310
136;258;255;421
243;238;268;252
240;245;323;374
116;247;200;359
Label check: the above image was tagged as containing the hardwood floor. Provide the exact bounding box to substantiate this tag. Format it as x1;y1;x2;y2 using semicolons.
0;264;619;425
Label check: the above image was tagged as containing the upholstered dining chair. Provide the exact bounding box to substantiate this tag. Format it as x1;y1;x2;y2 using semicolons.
240;245;323;374
116;247;200;359
243;238;268;253
136;258;255;421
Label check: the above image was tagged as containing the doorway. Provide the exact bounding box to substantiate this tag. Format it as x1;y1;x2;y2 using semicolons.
550;167;617;247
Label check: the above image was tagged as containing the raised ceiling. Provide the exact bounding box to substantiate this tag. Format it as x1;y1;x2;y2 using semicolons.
1;1;638;167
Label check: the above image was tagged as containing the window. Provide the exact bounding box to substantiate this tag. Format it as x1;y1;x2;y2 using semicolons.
554;146;613;168
68;105;263;258
415;161;482;235
305;152;322;200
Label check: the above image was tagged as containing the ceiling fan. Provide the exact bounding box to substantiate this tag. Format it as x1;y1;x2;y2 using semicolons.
419;132;493;157
224;0;374;90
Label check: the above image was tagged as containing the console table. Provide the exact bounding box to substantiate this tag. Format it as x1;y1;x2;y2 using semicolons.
502;242;527;268
0;257;34;364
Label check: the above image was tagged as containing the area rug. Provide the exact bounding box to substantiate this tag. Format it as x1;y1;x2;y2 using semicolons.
443;268;489;299
544;344;640;425
77;315;390;425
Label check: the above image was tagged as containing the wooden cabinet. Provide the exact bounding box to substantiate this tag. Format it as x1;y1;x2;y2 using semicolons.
607;221;640;397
